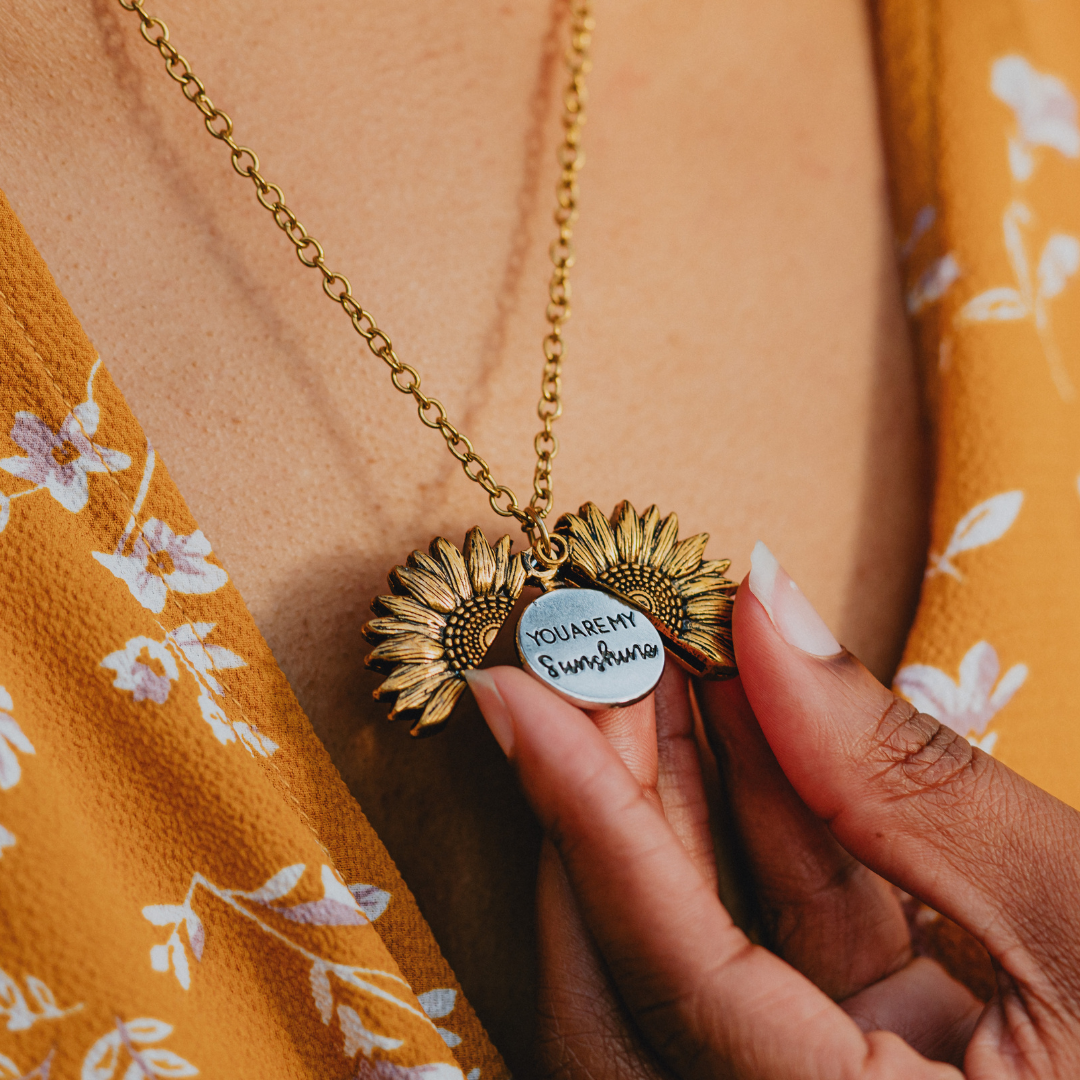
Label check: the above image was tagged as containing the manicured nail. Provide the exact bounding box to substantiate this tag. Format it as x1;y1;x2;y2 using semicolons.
748;541;841;657
464;668;515;756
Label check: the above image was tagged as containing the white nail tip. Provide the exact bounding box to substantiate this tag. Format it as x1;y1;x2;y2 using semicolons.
747;540;841;658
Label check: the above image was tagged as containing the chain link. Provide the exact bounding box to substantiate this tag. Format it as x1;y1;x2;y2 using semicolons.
117;0;591;537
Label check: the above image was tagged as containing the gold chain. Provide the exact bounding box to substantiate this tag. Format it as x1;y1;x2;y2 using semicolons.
116;0;592;547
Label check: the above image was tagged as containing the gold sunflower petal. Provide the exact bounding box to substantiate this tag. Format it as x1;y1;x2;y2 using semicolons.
431;537;473;601
505;551;528;597
682;628;735;663
675;573;735;599
649;512;680;568
491;534;512;594
700;558;733;576
583;502;619;566
410;676;468;737
639;504;661;563
613;501;644;565
664;533;709;578
464;527;497;595
388;673;449;718
364;617;443;642
409;550;445;578
375;660;450;699
558;512;606;576
685;594;734;617
366;633;445;669
372;594;448;630
392;566;458;613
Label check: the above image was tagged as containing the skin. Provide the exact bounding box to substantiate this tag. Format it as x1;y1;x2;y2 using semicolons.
0;0;929;1066
469;584;1080;1078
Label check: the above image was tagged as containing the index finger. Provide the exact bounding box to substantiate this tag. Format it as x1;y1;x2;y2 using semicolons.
466;667;959;1080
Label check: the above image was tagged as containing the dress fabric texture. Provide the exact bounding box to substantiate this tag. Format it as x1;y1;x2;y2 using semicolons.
3;0;1080;1075
0;203;505;1078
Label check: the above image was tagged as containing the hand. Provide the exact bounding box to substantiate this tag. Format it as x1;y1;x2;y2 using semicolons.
465;546;1080;1079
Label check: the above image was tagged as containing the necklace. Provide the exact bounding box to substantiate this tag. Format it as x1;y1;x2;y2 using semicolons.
118;0;738;735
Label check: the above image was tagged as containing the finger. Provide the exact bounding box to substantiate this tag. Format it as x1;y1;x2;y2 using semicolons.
466;666;958;1080
698;673;911;999
586;689;659;798
841;958;983;1068
536;839;670;1079
736;542;1080;984
654;663;717;887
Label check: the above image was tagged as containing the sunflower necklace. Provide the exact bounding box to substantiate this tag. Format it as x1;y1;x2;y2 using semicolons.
118;0;739;734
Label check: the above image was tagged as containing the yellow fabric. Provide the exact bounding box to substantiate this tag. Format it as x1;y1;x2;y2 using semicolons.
0;189;506;1079
877;0;1080;805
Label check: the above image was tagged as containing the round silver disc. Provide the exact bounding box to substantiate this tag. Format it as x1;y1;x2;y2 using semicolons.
516;587;665;709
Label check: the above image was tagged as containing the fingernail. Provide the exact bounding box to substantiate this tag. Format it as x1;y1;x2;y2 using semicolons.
464;668;515;756
748;541;841;657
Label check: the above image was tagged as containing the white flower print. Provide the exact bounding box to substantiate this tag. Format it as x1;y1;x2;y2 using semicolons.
926;490;1024;580
0;826;13;857
958;201;1079;399
895;641;1028;754
100;638;179;705
94;519;227;615
991;55;1080;181
100;625;275;757
0;359;130;521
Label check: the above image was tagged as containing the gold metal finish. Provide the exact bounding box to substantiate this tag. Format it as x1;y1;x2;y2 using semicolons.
556;502;738;678
363;529;529;737
116;0;593;542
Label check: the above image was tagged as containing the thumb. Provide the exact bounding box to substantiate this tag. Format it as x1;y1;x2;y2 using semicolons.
735;542;1080;976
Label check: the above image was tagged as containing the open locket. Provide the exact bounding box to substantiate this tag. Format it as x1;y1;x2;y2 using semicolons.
362;500;737;736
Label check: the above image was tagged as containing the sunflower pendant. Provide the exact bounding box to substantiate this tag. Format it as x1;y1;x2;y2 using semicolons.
362;502;737;736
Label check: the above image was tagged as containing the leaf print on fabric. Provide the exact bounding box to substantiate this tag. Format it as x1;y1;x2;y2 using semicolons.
101;639;179;705
337;1004;404;1058
991;55;1080;181
907;253;961;315
93;520;227;615
0;1050;54;1080
349;883;392;922
355;1063;465;1080
0;701;34;791
418;990;462;1047
0;359;131;525
958;202;1078;399
0;685;34;859
143;863;431;1063
899;205;936;261
895;641;1028;753
165;623;244;697
926;490;1024;579
81;1017;197;1080
0;968;82;1031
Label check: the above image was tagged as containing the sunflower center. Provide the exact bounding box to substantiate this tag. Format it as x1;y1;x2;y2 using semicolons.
597;564;683;629
443;595;515;671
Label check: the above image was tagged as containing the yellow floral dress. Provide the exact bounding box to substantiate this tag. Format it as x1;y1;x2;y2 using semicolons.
3;0;1080;1075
